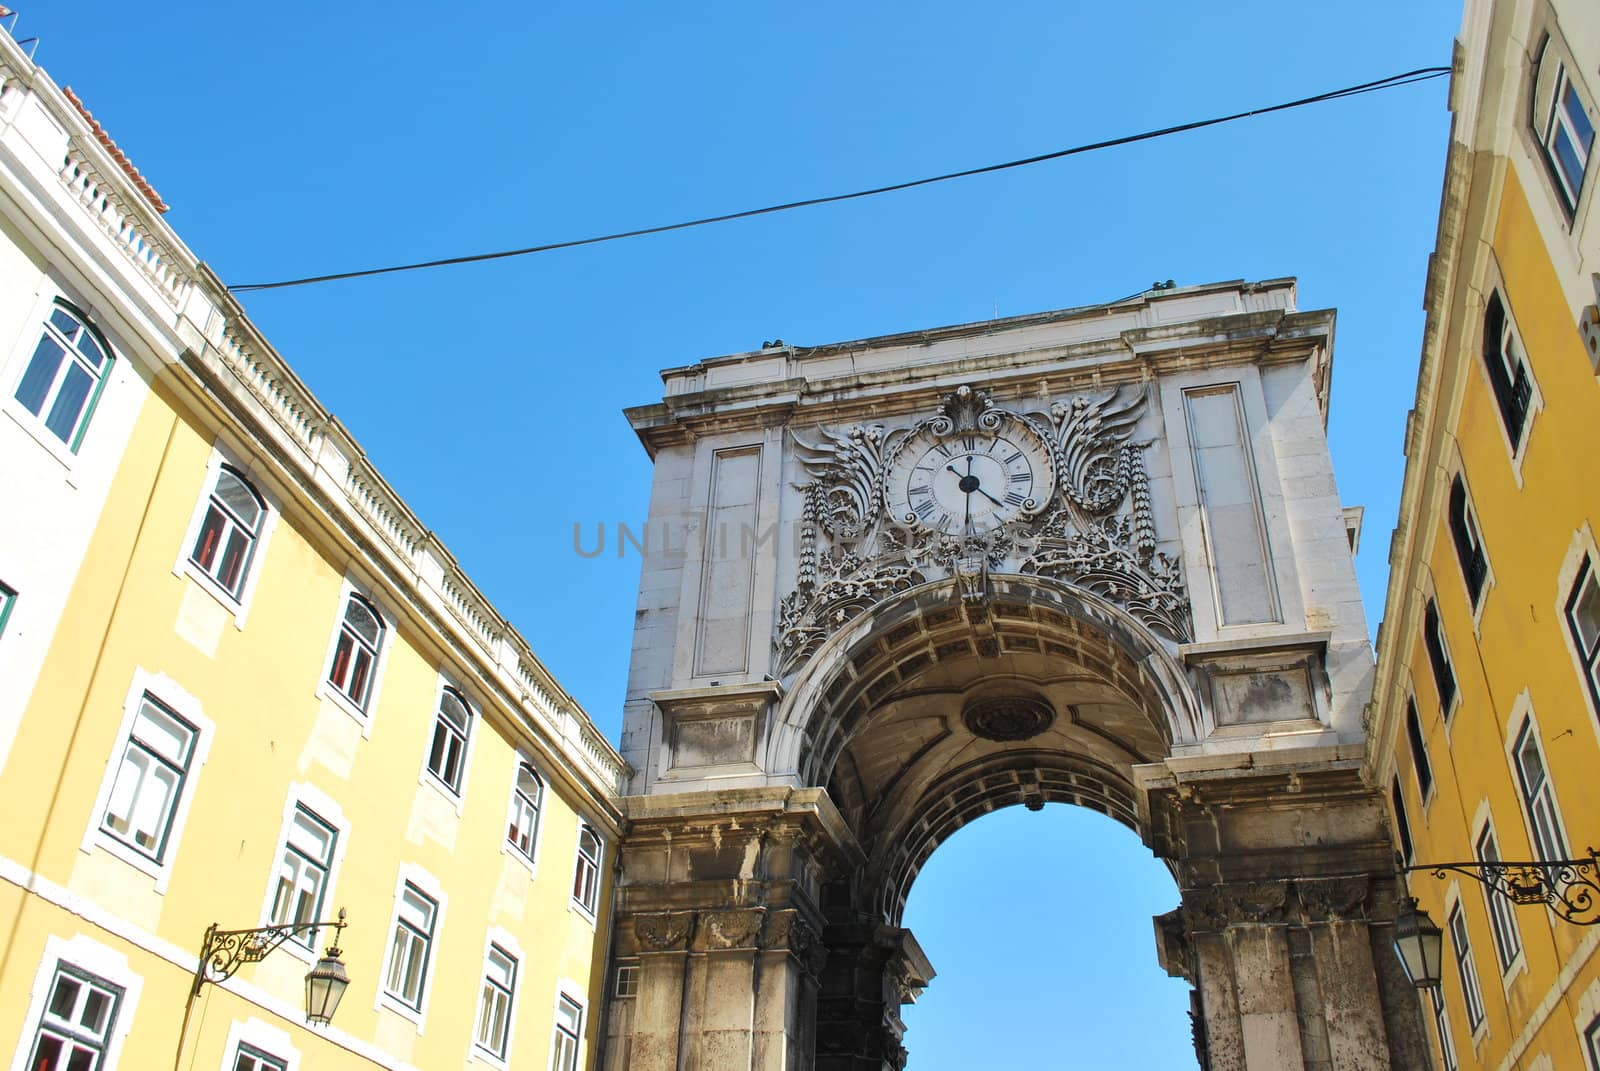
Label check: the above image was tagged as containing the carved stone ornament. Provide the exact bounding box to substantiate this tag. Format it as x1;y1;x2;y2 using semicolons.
695;908;765;951
777;384;1191;675
1182;880;1291;931
962;695;1055;741
634;912;695;952
763;910;828;976
1294;876;1371;921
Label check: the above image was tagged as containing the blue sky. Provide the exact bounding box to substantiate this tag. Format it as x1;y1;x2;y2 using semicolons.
31;1;1460;1064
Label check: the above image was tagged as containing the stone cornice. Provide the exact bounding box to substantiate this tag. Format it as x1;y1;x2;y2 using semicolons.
1365;44;1487;785
629;299;1334;454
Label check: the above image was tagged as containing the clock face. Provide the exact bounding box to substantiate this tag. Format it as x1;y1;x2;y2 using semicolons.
884;427;1051;534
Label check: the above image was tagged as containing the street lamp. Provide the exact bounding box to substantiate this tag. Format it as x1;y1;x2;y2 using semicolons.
174;910;350;1070
1392;898;1444;989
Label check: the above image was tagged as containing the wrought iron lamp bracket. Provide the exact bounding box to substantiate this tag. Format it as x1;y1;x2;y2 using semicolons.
1401;848;1600;925
191;909;347;995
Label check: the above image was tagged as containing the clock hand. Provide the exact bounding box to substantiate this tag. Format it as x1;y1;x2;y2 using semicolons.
945;463;964;479
975;486;1005;508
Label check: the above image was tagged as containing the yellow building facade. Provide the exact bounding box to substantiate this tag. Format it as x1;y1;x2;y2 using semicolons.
0;30;626;1071
1371;1;1600;1069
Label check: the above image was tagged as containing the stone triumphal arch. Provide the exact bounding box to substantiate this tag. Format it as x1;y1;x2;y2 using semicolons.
602;281;1430;1070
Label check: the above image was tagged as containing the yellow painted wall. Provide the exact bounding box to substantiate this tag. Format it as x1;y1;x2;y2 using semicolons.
0;369;614;1069
1395;163;1600;1070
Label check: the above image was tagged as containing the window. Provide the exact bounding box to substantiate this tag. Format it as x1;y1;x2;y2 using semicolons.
326;593;384;712
1423;601;1457;713
425;687;471;795
1537;53;1595;212
0;580;15;638
1405;699;1434;799
12;303;113;452
1565;556;1600;715
1429;988;1459;1071
551;994;583;1071
1391;778;1415;864
1448;477;1488;607
100;694;197;862
1448;902;1486;1032
1475;824;1522;972
573;823;602;917
474;943;518;1060
1513;719;1567;864
26;964;123;1071
507;763;543;862
614;962;639;999
1482;291;1533;450
383;882;437;1011
270;804;338;947
189;465;266;600
232;1044;288;1071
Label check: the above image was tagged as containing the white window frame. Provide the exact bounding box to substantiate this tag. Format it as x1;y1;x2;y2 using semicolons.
571;821;603;922
503;756;547;875
315;577;394;735
80;669;215;893
171;445;280;627
220;1018;299;1071
548;989;585;1071
1503;700;1570;870
1556;526;1600;738
1476;283;1540;474
257;784;348;967
1404;692;1435;806
1469;805;1524;983
2;295;117;465
1446;467;1492;621
1445;889;1488;1040
375;864;446;1030
1563;554;1600;723
469;929;524;1068
1576;976;1600;1071
1539;56;1595;213
1428;986;1458;1071
419;675;479;812
1421;598;1459;720
7;935;143;1071
0;578;17;639
614;961;640;1000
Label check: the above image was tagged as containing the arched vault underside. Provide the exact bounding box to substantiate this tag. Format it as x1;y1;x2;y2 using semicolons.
767;575;1197;922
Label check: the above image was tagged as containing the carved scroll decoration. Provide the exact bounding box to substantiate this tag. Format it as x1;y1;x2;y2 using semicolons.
776;384;1193;675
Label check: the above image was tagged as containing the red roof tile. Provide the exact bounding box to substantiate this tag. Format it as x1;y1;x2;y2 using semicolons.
61;86;169;214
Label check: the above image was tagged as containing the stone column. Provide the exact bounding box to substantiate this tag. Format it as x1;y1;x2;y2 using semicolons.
605;788;857;1071
1140;755;1431;1071
814;924;932;1071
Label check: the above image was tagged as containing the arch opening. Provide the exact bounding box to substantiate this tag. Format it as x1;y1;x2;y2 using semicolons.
897;803;1197;1069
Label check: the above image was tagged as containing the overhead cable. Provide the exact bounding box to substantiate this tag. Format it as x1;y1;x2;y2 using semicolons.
229;65;1450;293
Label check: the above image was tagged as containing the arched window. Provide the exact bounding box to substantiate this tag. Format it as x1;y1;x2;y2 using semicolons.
327;594;384;711
425;687;472;794
189;465;267;599
1447;475;1487;607
12;303;114;451
507;763;543;860
572;823;602;916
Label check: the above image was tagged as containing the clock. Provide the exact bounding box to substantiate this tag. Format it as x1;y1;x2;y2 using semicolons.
884;422;1053;534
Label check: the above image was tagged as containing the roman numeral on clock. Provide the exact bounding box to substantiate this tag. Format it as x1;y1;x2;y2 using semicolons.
1004;490;1025;507
1009;471;1030;484
914;499;937;520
